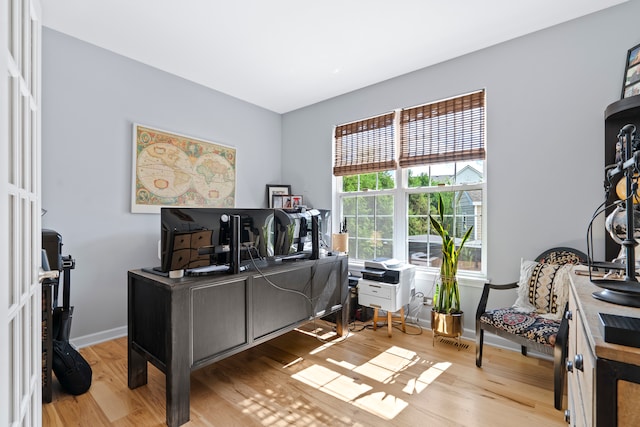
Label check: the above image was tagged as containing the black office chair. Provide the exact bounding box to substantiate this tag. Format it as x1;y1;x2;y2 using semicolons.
475;247;588;410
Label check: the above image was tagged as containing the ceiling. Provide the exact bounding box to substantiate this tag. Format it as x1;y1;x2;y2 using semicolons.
42;0;627;114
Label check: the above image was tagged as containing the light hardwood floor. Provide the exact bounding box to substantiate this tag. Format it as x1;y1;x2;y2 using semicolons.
43;321;566;426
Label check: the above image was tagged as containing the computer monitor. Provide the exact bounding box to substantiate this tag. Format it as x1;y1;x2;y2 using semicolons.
160;208;275;274
273;208;330;259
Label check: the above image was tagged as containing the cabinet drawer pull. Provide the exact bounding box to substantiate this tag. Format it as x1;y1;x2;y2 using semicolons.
566;360;573;372
564;409;571;424
565;310;573;321
574;354;584;371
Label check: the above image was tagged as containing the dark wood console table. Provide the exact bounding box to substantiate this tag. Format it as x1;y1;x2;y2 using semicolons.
127;255;348;427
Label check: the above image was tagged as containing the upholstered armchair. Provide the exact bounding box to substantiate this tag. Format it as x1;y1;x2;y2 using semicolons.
475;247;588;410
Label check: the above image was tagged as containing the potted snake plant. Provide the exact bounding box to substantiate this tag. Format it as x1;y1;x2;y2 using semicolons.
430;193;473;341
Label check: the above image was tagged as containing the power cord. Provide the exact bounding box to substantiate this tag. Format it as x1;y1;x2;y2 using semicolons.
246;249;352;345
370;305;424;336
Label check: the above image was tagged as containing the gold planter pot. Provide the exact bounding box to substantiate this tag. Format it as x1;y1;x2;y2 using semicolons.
431;310;463;350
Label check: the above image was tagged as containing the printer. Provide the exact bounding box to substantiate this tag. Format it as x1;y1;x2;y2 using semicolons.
358;258;415;312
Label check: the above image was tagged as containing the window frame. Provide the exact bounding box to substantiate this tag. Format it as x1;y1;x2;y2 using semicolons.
332;92;487;278
336;174;398;261
402;170;486;277
334;163;487;278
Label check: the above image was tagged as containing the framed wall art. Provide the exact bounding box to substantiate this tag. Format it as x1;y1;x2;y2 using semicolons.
272;195;302;209
272;194;287;209
266;184;291;208
291;195;303;208
622;43;640;98
132;124;236;213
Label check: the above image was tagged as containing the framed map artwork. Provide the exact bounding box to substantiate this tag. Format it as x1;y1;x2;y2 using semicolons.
132;124;236;213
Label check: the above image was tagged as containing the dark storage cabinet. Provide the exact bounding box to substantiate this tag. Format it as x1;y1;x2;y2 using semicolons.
128;255;348;427
192;278;248;364
252;266;311;339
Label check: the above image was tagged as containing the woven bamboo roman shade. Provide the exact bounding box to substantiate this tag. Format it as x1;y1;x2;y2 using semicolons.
333;112;396;176
399;90;485;167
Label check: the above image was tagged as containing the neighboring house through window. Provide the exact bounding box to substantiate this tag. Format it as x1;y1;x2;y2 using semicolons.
333;90;486;276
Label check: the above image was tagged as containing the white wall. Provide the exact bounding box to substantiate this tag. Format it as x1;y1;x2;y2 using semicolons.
41;29;282;340
41;1;640;342
281;1;640;330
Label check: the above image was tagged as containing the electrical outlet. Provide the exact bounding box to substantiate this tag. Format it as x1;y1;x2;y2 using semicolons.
423;297;432;305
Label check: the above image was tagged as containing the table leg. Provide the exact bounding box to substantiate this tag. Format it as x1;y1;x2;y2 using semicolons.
128;277;148;389
128;344;148;389
166;288;191;427
165;363;190;427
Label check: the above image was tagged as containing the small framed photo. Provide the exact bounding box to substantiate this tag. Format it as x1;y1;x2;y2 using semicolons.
624;81;640;98
272;194;285;208
266;184;291;208
291;195;303;208
622;43;640;98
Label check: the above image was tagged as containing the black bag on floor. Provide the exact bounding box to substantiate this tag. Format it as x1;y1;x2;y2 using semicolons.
52;340;92;395
52;306;73;342
52;254;75;343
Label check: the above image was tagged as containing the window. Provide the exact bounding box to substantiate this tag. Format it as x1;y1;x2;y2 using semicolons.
333;90;485;275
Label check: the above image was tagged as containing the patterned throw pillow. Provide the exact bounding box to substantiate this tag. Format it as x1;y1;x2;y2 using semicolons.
512;259;571;320
538;250;583;266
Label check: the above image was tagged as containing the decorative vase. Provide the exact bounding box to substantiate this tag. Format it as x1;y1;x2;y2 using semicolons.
428;193;471;351
431;309;463;350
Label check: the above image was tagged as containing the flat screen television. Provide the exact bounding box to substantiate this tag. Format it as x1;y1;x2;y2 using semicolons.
160;207;275;274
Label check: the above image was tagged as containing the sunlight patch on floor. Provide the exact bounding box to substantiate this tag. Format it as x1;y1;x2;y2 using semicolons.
282;356;304;369
326;357;357;370
294;325;338;341
238;389;316;426
292;326;342;355
309;340;339;355
292;364;373;401
403;361;451;394
290;345;452;420
353;346;418;384
353;391;409;420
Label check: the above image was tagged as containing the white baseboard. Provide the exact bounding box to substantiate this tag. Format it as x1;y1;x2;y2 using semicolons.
70;326;127;349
